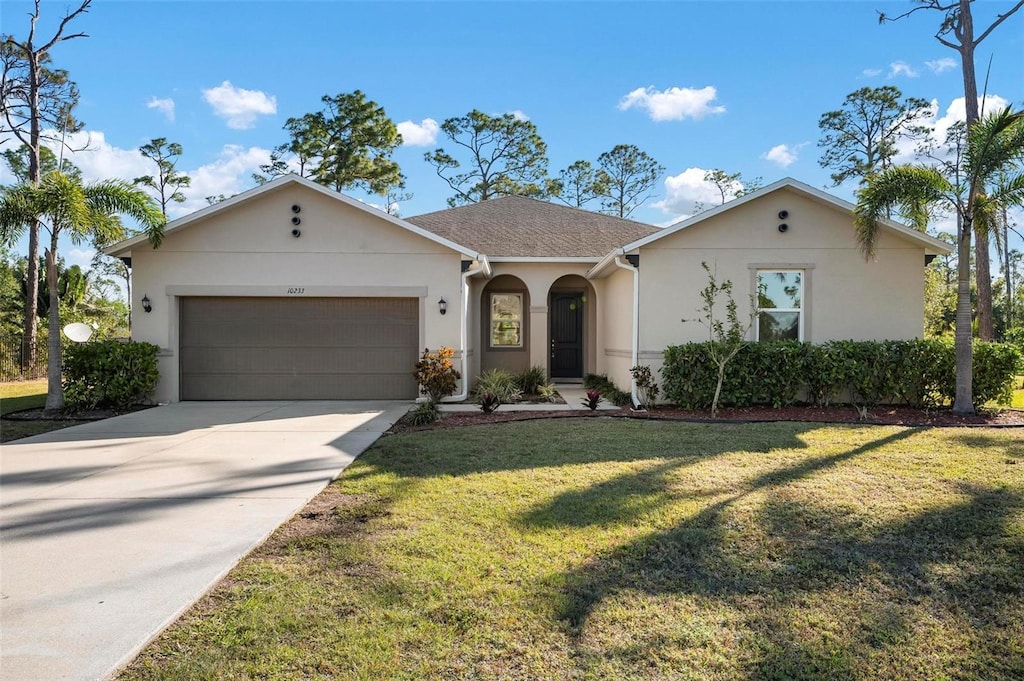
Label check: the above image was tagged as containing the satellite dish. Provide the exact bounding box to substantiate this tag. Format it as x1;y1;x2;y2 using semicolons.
63;322;94;343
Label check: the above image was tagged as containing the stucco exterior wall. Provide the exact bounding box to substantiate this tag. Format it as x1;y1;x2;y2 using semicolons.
636;187;928;390
597;266;636;393
129;183;464;402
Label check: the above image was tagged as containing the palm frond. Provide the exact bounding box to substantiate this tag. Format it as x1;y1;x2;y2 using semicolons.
966;107;1024;187
853;165;951;257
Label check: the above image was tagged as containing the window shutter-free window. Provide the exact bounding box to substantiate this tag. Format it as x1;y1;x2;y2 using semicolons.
757;271;802;341
490;293;523;347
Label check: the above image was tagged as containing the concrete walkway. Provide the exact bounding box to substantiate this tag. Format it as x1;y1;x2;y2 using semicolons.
439;384;623;412
0;400;409;681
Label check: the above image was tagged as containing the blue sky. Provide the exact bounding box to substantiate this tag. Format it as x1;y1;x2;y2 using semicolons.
2;0;1022;269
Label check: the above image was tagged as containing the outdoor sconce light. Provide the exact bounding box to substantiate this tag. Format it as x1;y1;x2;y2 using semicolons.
438;297;447;315
141;294;152;313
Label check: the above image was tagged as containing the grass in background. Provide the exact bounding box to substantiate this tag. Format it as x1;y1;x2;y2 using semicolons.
0;379;79;442
121;419;1024;680
0;378;47;416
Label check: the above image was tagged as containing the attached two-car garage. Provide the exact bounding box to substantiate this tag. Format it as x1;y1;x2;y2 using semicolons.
179;297;420;400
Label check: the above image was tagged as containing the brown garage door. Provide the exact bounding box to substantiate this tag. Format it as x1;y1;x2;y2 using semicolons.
180;297;419;400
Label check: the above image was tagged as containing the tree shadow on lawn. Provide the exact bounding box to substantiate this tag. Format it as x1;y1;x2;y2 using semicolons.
539;428;1024;678
370;418;815;479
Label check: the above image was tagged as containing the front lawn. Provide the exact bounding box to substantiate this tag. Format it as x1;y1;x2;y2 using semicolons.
0;379;78;442
121;419;1023;680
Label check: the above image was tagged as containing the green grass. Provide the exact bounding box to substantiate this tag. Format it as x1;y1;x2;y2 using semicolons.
0;379;79;442
1012;376;1024;409
0;378;47;415
120;419;1024;680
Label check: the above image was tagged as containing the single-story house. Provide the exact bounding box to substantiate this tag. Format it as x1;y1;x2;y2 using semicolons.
105;174;951;404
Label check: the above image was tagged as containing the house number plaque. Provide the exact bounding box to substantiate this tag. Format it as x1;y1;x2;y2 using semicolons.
286;287;306;294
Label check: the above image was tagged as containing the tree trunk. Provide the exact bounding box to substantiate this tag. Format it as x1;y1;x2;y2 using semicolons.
712;364;725;418
975;226;994;339
21;47;43;370
953;215;975;415
1005;211;1013;333
44;244;64;412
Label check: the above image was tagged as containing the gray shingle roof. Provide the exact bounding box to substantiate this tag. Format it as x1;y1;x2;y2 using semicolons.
405;196;661;258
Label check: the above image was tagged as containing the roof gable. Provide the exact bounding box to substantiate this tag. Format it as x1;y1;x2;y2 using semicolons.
621;178;953;255
104;174;480;259
406;195;660;259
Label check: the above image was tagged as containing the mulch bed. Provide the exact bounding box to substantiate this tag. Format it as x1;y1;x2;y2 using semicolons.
2;404;154;422
390;404;1024;434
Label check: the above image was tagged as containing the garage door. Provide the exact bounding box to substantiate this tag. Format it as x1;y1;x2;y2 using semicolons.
180;297;419;400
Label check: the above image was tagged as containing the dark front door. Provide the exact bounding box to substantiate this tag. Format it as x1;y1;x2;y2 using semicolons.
550;292;584;378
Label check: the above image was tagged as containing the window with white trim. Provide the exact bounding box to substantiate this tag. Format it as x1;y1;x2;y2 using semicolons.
490;293;523;347
756;270;803;341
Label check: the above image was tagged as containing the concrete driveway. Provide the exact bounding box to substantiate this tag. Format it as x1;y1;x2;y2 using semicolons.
0;400;409;681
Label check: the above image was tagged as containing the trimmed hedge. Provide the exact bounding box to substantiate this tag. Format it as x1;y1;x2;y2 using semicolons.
63;340;160;410
662;339;1019;410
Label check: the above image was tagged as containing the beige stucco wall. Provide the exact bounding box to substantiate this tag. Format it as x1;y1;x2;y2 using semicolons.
129;183;464;402
595;265;636;393
636;187;928;392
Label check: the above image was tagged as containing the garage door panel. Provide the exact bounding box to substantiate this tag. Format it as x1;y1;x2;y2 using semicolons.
181;373;416;401
181;346;418;374
180;297;419;400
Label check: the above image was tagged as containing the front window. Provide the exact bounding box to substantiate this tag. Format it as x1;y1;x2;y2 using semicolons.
757;270;802;341
490;293;523;347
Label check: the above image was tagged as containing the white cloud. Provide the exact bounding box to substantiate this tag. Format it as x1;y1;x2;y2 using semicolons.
925;57;958;74
510;110;529;122
201;81;277;129
762;144;797;168
862;68;883;77
67;247;96;267
891;94;1011;164
45;130;153;183
34;129;272;220
175;144;273;216
397;118;439;146
888;61;919;78
146;97;175;122
653;167;744;216
618;86;726;122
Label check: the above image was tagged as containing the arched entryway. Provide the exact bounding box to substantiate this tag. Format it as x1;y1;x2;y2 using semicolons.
548;275;596;380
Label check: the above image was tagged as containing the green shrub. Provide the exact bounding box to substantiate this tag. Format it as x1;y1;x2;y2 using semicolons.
630;364;660;408
515;365;548;395
405;400;440;425
63;340;159;410
413;347;461;402
478;390;500;414
959;341;1021;406
583;373;631;406
661;339;1020;411
475;368;521;403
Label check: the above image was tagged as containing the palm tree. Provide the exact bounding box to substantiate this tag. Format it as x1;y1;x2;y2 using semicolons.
854;107;1024;415
0;171;164;411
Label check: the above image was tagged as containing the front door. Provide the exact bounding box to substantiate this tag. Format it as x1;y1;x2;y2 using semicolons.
550;292;584;379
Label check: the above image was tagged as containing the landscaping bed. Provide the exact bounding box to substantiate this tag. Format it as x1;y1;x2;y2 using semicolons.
391;404;1024;434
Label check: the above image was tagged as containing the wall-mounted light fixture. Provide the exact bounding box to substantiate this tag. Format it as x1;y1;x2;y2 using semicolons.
438;297;447;315
141;294;152;313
